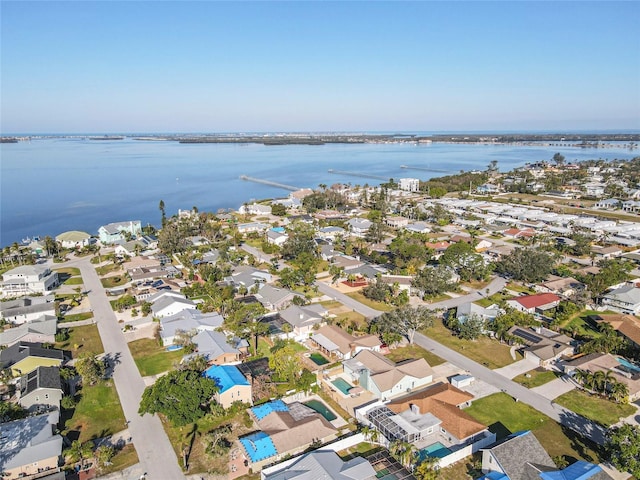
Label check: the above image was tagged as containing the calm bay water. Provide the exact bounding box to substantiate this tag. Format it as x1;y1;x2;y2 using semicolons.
1;137;637;245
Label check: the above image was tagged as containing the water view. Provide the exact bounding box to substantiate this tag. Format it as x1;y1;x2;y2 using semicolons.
1;137;637;245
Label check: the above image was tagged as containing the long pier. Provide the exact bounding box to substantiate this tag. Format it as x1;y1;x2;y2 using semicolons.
400;165;450;174
327;169;388;181
239;175;300;191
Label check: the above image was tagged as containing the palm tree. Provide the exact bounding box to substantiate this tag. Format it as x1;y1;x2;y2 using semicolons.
610;381;629;404
361;425;380;445
603;370;616;394
592;370;606;394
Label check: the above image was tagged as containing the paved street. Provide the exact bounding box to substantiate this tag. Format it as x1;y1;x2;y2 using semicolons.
531;375;577;400
66;256;185;480
493;358;538;379
315;280;381;319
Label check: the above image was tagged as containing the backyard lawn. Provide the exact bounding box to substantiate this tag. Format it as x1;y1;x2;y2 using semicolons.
554;389;636;427
63;380;126;443
422;319;521;369
56;324;104;357
128;338;184;377
385;344;446;367
513;368;562;389
465;393;602;464
60;312;94;323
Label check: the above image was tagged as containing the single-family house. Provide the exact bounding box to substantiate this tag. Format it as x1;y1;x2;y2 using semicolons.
266;230;288;246
255;284;302;311
379;275;414;293
481;430;611;480
316;226;346;242
311;324;381;360
159;309;224;346
1;265;59;297
506;293;561;316
239;399;338;469
261;450;377;480
239;203;272;215
0;342;65;377
456;302;501;323
0;316;58;347
594;198;621;210
386;216;410;228
98;220;142;244
347;218;372;237
279;304;328;339
55;230;93;249
587;313;640;348
18;366;63;412
506;326;574;367
343;350;434;401
404;221;431;234
502;228;536;240
591;245;623;260
237;222;270;234
0;410;63;480
476;184;501;195
0;295;56;324
535;277;585;298
190;330;248;365
225;266;272;292
203;364;252;409
602;284;640;315
150;292;197;318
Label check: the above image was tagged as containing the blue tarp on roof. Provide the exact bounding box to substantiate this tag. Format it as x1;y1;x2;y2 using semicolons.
479;473;509;480
539;461;603;480
203;364;249;394
239;431;277;462
251;399;288;421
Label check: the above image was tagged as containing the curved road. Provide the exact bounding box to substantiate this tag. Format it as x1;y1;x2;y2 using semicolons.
66;256;185;480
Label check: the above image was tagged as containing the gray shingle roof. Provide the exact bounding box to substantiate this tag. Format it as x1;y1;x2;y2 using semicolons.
264;450;376;480
0;342;64;369
20;366;62;396
484;431;555;480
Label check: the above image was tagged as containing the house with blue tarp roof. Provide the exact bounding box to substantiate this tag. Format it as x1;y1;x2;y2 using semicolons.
539;461;608;480
203;364;251;409
239;399;338;469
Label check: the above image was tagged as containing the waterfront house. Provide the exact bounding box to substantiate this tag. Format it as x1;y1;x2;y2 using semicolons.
343;350;433;401
17;366;63;412
98;220;142;244
1;265;59;297
237;222;270;234
55;230;93;249
261;450;376;480
0;342;65;376
0;410;63;480
239;203;272;215
0;295;56;324
203;364;252;409
311;324;381;360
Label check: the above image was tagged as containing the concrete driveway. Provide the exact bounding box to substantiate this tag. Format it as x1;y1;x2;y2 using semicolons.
531;375;577;400
493;358;538;379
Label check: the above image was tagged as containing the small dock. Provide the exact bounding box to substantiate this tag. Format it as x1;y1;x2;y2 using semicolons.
327;169;388;181
239;175;300;191
400;165;450;174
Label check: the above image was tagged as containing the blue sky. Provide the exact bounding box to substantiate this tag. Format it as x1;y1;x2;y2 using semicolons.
1;1;639;133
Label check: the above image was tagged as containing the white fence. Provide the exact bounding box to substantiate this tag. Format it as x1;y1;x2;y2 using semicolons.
436;432;496;469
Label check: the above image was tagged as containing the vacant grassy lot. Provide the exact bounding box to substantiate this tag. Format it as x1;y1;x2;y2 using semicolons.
63;380;126;443
101;274;129;288
100;444;139;475
96;263;122;276
320;300;369;329
63;276;84;285
513;368;562;389
345;291;393;311
555;389;636;427
422;319;520;369
385;344;446;367
54;267;81;276
465;393;602;464
60;312;94;323
56;324;104;357
128;338;184;377
475;291;514;307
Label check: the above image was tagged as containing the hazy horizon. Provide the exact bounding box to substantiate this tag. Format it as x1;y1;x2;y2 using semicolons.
2;1;639;133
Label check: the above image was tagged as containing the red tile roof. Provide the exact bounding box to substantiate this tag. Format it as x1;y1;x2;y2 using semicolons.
514;293;561;309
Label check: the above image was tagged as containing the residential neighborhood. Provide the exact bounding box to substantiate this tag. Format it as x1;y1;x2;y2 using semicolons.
4;155;640;480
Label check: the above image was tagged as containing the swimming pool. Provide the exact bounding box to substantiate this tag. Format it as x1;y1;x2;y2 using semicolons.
304;399;337;421
616;357;640;373
166;345;183;352
310;352;329;365
331;377;353;395
418;441;452;460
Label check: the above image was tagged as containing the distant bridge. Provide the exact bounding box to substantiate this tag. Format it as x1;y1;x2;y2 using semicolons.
239;175;300;191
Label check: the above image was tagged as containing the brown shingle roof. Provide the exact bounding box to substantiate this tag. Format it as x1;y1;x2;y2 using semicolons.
593;314;640;346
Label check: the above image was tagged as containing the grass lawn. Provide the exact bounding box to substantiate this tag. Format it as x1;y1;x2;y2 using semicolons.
555;389;636;427
475;291;514;307
506;282;535;294
64;276;84;285
465;393;602;464
128;338;184;377
559;310;610;339
55;324;104;357
513;368;562;389
100;444;139;475
63;380;126;443
54;267;81;276
60;312;94;323
345;292;394;312
422;319;520;369
385;344;446;367
101;275;129;288
96;263;122;276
